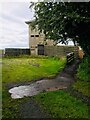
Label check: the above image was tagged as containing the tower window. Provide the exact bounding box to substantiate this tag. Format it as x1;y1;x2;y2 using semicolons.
35;35;39;37
31;35;34;37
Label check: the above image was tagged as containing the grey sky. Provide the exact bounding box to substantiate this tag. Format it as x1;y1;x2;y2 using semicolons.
0;1;34;49
1;0;81;49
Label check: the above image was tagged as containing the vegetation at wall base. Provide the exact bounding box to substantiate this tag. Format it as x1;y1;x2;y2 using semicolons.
77;56;89;81
73;56;90;97
73;81;90;97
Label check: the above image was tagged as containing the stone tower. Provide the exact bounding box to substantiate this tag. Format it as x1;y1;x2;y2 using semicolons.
25;20;54;55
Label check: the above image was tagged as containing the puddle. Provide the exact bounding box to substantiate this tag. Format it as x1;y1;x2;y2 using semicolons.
8;60;79;99
9;78;69;99
9;79;52;99
9;84;42;99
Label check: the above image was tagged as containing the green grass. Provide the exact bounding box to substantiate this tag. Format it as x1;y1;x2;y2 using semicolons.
33;90;88;118
2;85;32;118
2;56;89;118
73;56;90;97
2;56;66;118
77;57;89;81
2;86;21;118
2;56;66;84
0;58;2;107
73;81;90;97
0;72;2;119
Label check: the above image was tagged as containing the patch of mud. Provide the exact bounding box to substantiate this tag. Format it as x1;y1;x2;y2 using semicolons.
9;85;41;99
9;77;69;99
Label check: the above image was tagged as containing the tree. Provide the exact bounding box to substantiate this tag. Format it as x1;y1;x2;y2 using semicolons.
30;2;90;56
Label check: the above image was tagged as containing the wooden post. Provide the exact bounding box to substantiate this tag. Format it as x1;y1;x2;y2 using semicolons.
66;52;74;64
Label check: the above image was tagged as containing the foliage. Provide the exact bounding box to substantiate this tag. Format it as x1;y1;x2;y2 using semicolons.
33;90;88;118
30;2;90;55
73;81;90;97
73;56;90;97
77;56;90;81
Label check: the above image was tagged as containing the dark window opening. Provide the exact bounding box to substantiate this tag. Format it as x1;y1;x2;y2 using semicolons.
31;35;34;37
35;35;39;37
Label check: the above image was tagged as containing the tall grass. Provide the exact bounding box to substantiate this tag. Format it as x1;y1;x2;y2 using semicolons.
77;56;90;81
2;56;66;83
73;56;90;97
33;90;88;118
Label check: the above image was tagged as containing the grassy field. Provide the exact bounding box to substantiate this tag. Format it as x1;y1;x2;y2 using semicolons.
73;56;90;97
76;56;89;81
33;90;88;118
2;56;66;118
2;56;89;118
2;56;66;83
73;81;90;97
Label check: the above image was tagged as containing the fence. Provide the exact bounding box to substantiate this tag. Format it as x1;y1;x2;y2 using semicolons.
4;45;82;59
5;48;30;56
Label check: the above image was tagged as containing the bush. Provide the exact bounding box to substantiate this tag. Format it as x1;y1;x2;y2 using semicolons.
77;56;90;81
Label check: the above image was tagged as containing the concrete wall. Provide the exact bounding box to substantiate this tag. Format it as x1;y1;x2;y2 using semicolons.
5;48;30;56
44;46;79;58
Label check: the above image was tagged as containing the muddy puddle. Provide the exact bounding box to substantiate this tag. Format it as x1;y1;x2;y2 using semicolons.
9;83;42;99
9;77;69;99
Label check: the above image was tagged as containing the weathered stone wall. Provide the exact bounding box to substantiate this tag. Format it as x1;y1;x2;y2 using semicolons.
44;46;79;58
5;48;30;56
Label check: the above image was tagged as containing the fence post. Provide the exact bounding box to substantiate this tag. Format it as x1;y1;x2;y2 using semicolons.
66;52;74;64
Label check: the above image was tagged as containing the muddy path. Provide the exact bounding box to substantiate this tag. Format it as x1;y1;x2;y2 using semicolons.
7;59;81;118
8;60;80;99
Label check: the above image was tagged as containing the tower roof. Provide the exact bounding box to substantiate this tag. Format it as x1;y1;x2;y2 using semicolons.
25;20;35;25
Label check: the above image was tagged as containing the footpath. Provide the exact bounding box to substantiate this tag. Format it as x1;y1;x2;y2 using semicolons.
17;59;81;118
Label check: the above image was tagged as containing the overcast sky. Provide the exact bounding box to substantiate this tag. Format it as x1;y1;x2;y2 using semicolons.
0;0;75;50
0;1;35;49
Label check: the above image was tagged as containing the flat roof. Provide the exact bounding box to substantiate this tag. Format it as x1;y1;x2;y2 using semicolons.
25;21;32;24
25;20;35;24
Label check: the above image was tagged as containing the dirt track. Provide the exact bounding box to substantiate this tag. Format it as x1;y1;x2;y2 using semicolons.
18;60;80;118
